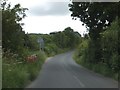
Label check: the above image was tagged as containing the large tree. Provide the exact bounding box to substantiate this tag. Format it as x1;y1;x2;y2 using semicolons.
69;2;119;63
2;0;28;53
69;2;119;40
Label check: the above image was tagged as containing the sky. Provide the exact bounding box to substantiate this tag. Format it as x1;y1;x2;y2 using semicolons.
8;0;88;36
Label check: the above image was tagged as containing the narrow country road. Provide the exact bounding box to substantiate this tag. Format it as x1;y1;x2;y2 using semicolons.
27;51;118;88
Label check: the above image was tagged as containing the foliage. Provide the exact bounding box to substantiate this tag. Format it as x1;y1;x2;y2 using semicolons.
2;50;46;88
2;0;28;55
69;2;119;40
74;38;88;62
101;19;119;72
69;2;120;64
27;35;39;50
44;43;59;56
29;27;81;56
74;18;119;80
1;1;47;88
50;27;81;49
69;2;119;80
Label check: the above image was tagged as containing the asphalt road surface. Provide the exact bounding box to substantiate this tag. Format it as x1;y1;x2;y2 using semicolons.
27;51;118;88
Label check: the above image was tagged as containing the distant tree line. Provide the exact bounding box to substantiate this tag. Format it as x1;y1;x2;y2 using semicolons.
50;27;81;49
29;27;81;56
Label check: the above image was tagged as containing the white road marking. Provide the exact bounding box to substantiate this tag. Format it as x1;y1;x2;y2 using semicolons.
73;75;85;88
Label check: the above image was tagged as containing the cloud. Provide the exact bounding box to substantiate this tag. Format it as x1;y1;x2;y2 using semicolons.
8;0;87;36
22;15;87;36
8;0;71;16
28;2;70;16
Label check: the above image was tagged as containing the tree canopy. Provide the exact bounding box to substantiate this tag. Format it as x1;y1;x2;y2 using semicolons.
2;0;28;54
69;2;119;40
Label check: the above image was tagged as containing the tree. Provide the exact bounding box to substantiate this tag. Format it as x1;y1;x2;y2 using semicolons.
69;2;119;40
2;0;28;54
50;27;81;49
69;2;119;63
63;27;80;48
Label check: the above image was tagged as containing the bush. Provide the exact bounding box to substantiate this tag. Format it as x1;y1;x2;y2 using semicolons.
74;39;89;64
2;50;46;88
101;18;119;73
44;43;59;56
74;18;119;80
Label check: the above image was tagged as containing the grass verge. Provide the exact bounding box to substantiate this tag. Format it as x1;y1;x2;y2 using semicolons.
73;53;118;81
2;50;46;88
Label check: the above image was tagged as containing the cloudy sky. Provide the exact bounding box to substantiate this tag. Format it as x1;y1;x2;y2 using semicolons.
8;0;88;36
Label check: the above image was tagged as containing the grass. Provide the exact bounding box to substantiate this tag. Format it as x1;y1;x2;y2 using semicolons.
73;54;118;81
2;46;71;88
2;50;46;88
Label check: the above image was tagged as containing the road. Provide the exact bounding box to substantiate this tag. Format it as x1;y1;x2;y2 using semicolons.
27;51;118;88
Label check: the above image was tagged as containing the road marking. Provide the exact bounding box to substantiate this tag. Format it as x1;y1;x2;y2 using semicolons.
73;75;85;88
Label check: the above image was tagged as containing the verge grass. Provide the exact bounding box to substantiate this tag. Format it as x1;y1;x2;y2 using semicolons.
2;50;46;88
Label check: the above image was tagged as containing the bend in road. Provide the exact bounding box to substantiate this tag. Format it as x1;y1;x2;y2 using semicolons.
27;51;118;88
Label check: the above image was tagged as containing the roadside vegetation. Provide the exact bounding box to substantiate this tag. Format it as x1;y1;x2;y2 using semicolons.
2;0;119;88
1;1;47;87
73;19;119;80
29;27;81;56
2;0;81;88
69;2;120;81
3;51;46;88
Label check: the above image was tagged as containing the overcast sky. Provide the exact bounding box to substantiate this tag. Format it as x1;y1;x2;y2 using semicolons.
8;0;88;36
